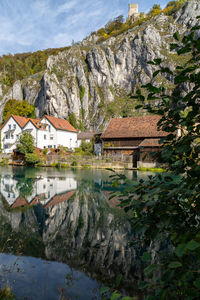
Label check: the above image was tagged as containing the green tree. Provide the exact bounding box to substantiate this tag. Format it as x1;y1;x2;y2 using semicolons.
3;99;36;122
17;132;35;155
110;17;200;299
68;112;78;129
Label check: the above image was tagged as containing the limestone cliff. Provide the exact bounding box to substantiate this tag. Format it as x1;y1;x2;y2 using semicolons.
0;0;199;130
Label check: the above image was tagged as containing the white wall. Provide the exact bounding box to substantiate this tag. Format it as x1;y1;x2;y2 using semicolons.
23;121;37;146
1;116;78;152
0;174;77;207
1;117;22;153
39;119;57;149
57;130;77;149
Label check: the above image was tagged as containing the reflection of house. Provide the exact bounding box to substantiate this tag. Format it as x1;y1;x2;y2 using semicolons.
1;174;77;208
1;114;78;153
101;116;168;167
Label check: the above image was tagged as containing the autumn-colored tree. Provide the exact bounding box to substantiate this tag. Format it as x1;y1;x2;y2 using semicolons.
3;99;36;122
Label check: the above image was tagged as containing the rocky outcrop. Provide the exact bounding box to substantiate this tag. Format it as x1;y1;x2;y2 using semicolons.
0;1;199;129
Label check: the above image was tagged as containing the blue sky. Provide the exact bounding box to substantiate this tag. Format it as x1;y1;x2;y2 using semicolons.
0;0;169;56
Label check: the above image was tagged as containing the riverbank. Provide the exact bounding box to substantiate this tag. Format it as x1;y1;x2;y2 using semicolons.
0;153;165;171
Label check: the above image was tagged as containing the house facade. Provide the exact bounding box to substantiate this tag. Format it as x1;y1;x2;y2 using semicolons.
1;115;78;153
101;115;168;167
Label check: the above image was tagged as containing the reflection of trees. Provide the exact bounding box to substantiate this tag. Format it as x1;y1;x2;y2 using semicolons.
16;177;35;199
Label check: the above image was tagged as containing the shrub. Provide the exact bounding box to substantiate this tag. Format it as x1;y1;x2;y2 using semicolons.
25;153;41;165
43;148;48;155
17;132;35;154
71;160;78;166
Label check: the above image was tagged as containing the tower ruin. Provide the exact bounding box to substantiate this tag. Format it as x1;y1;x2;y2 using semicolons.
128;3;139;19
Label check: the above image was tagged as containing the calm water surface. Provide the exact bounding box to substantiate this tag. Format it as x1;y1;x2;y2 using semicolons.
0;166;154;299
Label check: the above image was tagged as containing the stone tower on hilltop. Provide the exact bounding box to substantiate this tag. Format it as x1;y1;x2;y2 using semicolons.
128;3;139;19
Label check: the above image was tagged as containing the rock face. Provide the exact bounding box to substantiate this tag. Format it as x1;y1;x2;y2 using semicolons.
0;1;199;129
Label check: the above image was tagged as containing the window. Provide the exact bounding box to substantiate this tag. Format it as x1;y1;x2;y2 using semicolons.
6;135;8;139
11;135;14;139
50;135;53;140
44;134;46;140
13;124;16;129
48;145;51;148
49;125;51;132
8;125;11;129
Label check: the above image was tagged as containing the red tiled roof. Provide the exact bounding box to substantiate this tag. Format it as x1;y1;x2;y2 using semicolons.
45;190;76;208
43;115;78;132
101;116;167;139
10;197;27;209
28;118;41;129
1;115;29;129
12;115;29;128
139;138;163;147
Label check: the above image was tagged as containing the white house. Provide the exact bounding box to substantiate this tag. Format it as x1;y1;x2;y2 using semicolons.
0;172;77;208
1;114;78;153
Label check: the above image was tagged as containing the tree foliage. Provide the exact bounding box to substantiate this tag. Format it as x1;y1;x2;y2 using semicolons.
111;17;200;299
17;132;35;155
3;99;36;122
68;112;79;129
0;47;68;87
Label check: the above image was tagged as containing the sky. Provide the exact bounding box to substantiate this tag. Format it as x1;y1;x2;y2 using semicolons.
0;0;169;56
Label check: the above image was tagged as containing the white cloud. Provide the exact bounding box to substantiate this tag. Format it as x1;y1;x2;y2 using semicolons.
0;0;165;55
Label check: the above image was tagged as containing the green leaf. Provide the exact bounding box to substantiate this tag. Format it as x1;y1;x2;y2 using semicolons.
144;264;157;277
154;58;162;65
186;240;200;251
174;244;185;258
142;252;152;262
111;291;121;300
173;32;181;41
170;43;179;51
153;70;160;77
112;180;119;188
115;274;122;287
194;277;200;288
121;297;132;300
99;286;110;294
168;261;182;269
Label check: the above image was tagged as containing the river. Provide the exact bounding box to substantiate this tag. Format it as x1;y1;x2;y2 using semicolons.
0;166;156;299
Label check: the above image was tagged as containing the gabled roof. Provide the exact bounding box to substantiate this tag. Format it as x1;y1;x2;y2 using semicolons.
42;115;78;132
1;115;29;129
29;118;41;129
101;116;168;139
23;118;41;129
77;131;97;140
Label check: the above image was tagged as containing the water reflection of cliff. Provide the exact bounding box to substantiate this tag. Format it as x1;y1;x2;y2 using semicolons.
0;167;154;294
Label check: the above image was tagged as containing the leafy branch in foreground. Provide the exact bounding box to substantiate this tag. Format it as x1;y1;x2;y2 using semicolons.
111;17;200;300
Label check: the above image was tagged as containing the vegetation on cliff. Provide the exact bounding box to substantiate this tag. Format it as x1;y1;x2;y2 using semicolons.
0;47;68;87
3;99;35;122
